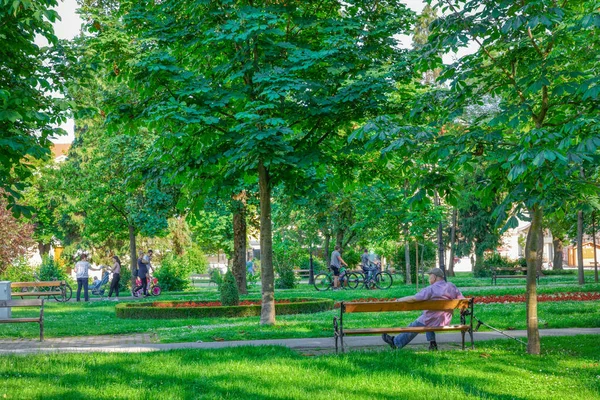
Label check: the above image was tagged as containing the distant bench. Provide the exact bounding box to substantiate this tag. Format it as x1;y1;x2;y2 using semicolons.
294;269;310;278
191;274;217;286
333;299;474;353
0;299;45;341
491;267;539;285
11;281;68;302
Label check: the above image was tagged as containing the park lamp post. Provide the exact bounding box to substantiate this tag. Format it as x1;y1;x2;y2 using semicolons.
309;245;315;285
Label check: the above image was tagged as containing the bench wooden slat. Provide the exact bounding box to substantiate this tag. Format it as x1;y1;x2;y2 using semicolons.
11;281;64;288
0;300;44;307
0;299;44;341
0;318;41;323
344;325;470;335
344;299;471;313
12;291;63;297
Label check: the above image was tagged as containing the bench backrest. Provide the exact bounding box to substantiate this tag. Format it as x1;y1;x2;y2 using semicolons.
0;299;44;308
343;299;472;313
491;267;527;272
11;281;65;288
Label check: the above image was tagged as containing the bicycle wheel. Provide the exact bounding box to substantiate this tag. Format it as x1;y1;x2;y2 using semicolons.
314;273;332;291
151;285;161;296
54;283;73;302
375;271;393;289
346;273;360;289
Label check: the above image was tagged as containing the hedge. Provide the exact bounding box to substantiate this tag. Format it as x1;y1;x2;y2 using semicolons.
116;298;334;319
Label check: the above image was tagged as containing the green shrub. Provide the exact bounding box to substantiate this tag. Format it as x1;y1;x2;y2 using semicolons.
184;244;209;274
154;254;190;292
543;269;576;276
220;271;239;306
38;256;68;281
516;257;527;267
272;241;300;289
115;298;335;319
209;268;223;287
0;256;36;282
478;253;516;277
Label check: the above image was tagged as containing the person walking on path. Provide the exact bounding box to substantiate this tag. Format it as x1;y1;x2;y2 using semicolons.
330;245;348;289
107;255;122;301
381;267;464;351
134;250;153;297
75;254;99;302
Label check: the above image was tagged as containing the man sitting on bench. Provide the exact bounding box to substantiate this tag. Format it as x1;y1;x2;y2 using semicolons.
381;268;464;351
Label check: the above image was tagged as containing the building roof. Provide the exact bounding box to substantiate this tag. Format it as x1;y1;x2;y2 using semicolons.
50;143;70;159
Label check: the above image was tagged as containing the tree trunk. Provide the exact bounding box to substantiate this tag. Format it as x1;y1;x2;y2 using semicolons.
323;231;330;266
474;244;485;276
404;226;411;284
232;198;248;295
447;207;457;277
552;237;563;270
258;161;275;325
525;206;542;355
128;224;137;290
435;192;446;280
593;212;598;283
335;229;343;249
577;209;585;285
38;242;51;258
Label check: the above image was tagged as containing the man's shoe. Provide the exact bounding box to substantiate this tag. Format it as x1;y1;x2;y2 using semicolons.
381;333;396;349
428;341;438;351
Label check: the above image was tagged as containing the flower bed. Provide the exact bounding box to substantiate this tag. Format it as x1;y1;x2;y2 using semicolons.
336;292;600;306
116;298;334;319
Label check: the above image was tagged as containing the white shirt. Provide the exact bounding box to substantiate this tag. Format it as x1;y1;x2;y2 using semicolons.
75;261;91;279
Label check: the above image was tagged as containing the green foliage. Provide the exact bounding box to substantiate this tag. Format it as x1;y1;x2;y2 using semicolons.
209;268;223;287
115;298;334;319
153;254;190;292
0;257;36;282
273;241;300;289
219;271;239;306
0;0;69;206
183;244;208;274
542;269;576;276
37;256;67;281
479;253;518;277
343;248;361;269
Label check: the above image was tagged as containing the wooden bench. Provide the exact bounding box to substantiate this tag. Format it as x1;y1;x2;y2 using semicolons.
191;274;217;286
11;281;68;302
333;298;474;353
294;269;310;278
0;299;45;341
491;267;539;285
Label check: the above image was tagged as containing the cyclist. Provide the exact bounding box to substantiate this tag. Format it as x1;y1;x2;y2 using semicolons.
330;245;348;289
361;249;378;284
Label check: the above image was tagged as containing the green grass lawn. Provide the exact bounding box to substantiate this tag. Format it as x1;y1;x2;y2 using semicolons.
5;284;600;342
1;336;599;399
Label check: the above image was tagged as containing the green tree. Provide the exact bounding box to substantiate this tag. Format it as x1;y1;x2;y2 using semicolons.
98;0;414;325
417;0;600;354
0;0;69;208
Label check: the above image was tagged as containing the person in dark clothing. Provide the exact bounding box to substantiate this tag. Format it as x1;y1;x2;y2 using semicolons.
133;250;153;297
107;255;121;301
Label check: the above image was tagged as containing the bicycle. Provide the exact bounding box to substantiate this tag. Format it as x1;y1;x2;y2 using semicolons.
132;275;162;297
355;268;393;290
314;267;359;291
19;274;73;302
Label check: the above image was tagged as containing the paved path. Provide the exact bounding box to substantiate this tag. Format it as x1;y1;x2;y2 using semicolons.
1;328;599;355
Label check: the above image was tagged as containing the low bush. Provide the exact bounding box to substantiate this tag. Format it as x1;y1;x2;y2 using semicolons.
220;271;239;306
209;268;223;287
38;256;69;281
0;256;36;282
154;254;190;292
478;253;516;277
115;298;335;319
542;269;576;276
